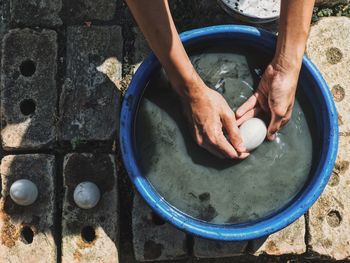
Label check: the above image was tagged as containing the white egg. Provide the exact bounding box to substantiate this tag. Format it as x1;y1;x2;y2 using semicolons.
10;179;38;206
239;118;267;151
73;181;100;209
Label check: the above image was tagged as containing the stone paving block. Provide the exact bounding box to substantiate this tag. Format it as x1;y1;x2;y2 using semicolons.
59;26;122;145
306;17;350;260
193;237;247;258
10;0;62;27
62;0;116;23
0;154;56;263
249;216;306;256
132;193;188;262
307;17;350;136
1;29;57;150
62;153;119;263
0;0;8;52
307;135;350;260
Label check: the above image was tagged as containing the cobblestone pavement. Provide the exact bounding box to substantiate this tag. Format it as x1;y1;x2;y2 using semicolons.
0;0;349;262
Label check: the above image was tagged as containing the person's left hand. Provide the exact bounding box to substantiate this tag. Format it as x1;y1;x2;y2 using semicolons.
235;60;301;140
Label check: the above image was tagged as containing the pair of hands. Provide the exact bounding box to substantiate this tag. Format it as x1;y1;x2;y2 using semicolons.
181;61;299;160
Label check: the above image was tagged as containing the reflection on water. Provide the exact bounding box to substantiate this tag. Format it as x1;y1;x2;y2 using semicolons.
136;49;314;224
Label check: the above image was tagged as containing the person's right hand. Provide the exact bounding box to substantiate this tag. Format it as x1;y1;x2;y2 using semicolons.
179;74;249;160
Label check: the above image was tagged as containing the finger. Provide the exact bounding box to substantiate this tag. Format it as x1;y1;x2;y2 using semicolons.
214;133;241;159
203;127;240;159
236;94;258;118
267;110;285;141
279;110;293;130
202;143;227;159
237;152;250;159
255;89;269;113
222;113;246;153
236;106;262;126
194;128;226;159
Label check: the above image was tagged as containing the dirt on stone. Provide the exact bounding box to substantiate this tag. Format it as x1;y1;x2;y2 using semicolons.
265;241;279;255
326;210;342;227
333;159;350;176
73;250;82;261
331;84;345;102
328;172;340;186
326;47;343;64
0;212;19;248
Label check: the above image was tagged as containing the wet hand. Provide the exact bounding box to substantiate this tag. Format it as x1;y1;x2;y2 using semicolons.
180;77;249;159
236;60;300;140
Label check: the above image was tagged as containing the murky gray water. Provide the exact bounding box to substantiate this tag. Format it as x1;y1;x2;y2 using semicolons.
136;49;314;224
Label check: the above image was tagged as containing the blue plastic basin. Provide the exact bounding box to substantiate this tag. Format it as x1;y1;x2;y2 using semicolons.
120;25;338;241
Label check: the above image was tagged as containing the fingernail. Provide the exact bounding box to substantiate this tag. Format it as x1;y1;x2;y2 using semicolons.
238;143;246;152
268;133;276;141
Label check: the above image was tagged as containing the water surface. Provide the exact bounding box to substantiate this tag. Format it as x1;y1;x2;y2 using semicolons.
136;47;314;224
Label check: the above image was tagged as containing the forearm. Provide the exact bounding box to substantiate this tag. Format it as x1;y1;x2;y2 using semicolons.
125;0;199;97
274;0;315;70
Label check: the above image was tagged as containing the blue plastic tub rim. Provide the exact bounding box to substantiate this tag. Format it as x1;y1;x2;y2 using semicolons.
120;25;339;241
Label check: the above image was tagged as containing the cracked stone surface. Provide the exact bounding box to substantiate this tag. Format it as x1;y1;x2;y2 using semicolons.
306;16;350;260
62;153;119;263
1;29;57;150
249;217;306;256
132;193;188;262
0;154;56;263
59;26;122;146
10;0;62;27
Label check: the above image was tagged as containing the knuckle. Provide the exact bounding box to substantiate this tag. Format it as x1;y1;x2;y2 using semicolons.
272;106;287;118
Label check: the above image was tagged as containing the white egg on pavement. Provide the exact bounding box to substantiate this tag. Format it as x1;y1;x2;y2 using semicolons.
239;118;267;151
10;179;38;206
73;181;100;209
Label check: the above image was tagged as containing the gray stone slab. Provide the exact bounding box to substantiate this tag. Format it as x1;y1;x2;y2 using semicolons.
306;17;350;136
1;29;57;150
306;17;350;260
59;26;122;145
10;0;62;27
249;216;306;256
62;0;116;23
132;193;188;262
62;153;119;263
193;237;247;258
0;154;56;263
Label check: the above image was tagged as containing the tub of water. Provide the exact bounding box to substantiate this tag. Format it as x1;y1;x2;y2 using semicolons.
120;25;338;240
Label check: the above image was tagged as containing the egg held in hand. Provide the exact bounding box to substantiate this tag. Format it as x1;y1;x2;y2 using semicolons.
239;118;267;151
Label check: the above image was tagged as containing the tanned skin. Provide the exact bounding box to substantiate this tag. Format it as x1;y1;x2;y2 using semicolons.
125;0;315;159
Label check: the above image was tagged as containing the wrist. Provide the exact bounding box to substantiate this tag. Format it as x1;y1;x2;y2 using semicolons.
272;52;303;74
168;67;206;99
